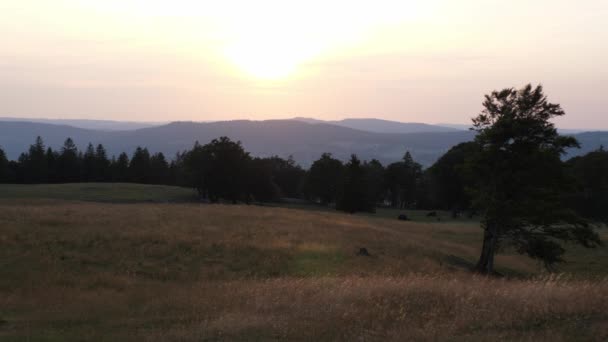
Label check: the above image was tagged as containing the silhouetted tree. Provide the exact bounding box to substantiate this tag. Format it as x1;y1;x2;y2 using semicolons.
470;84;601;274
20;136;48;183
46;147;59;183
246;157;280;202
129;147;151;184
337;155;376;213
182;142;209;197
304;153;344;205
363;159;386;204
267;156;306;198
182;138;251;202
111;152;130;182
385;151;422;209
95;144;111;182
149;152;170;185
58;138;80;183
169;152;187;187
202;137;251;203
81;143;97;182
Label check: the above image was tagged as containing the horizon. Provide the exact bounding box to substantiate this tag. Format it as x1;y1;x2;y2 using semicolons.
1;116;605;132
2;1;608;129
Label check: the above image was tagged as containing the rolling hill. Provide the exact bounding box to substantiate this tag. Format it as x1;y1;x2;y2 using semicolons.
293;117;460;133
0;117;162;131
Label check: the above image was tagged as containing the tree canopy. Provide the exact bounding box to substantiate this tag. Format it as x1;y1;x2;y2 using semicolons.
470;84;601;273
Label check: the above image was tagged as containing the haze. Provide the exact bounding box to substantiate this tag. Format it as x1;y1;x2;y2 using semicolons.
1;0;607;129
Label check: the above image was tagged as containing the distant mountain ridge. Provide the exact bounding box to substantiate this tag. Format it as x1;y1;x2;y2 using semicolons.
293;117;461;133
0;119;606;167
0;117;163;131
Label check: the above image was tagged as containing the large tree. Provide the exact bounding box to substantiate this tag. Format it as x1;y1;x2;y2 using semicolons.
363;159;386;204
129;147;151;184
58;138;80;183
45;147;59;183
336;155;376;213
111;152;130;182
470;84;601;274
385;151;423;209
149;152;170;185
82;143;97;182
246;157;280;202
183;137;251;203
95;144;111;182
19;136;48;183
266;156;306;198
304;153;344;205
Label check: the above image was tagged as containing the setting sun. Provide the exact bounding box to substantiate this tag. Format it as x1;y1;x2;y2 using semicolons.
218;0;432;79
75;0;433;80
221;22;324;80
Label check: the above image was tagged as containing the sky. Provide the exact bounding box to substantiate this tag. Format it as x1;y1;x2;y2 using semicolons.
1;0;607;129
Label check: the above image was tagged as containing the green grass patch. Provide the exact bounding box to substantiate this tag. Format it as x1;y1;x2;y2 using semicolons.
288;249;347;276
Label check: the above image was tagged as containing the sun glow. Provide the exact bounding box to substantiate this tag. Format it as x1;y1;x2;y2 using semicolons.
73;0;435;80
218;1;433;80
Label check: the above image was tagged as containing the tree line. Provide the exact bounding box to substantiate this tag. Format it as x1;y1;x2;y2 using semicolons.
0;132;606;221
0;138;173;185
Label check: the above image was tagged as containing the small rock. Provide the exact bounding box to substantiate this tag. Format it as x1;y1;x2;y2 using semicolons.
356;248;370;256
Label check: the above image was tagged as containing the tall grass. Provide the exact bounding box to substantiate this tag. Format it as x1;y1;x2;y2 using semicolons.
1;200;606;340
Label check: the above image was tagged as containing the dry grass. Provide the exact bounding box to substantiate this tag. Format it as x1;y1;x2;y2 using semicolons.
1;200;607;341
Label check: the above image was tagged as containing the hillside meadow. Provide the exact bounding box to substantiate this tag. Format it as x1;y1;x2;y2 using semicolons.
0;184;607;341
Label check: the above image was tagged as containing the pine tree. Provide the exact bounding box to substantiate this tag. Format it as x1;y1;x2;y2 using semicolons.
112;152;130;182
95;144;110;182
129;147;151;184
82;143;97;182
149;152;170;184
385;151;423;209
46;147;59;183
58;138;81;183
21;136;48;183
336;155;376;213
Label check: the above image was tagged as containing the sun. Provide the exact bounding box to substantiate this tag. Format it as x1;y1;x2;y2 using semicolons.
77;0;434;80
223;32;323;80
224;43;303;80
220;9;332;80
218;0;432;80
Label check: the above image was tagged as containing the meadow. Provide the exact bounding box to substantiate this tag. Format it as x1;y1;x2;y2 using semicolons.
0;184;607;341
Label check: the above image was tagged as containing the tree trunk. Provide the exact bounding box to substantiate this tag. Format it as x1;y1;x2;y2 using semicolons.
475;222;498;274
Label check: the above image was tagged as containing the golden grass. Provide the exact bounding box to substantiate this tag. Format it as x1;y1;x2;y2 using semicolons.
1;200;607;341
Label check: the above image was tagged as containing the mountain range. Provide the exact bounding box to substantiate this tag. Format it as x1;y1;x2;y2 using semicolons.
0;117;162;131
0;118;606;167
292;117;462;133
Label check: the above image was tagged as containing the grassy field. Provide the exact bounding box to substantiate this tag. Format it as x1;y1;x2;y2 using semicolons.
0;184;607;341
0;183;197;203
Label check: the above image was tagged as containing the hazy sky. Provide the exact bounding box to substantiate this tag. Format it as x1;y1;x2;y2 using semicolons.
1;0;607;128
